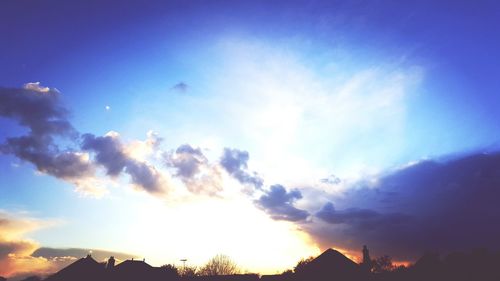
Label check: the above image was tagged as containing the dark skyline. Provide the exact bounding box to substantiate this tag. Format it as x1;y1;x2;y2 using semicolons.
1;0;500;279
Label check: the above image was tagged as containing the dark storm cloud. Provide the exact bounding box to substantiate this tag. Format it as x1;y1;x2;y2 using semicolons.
255;184;309;222
220;148;263;189
307;152;500;261
0;84;94;182
316;202;410;226
81;133;166;194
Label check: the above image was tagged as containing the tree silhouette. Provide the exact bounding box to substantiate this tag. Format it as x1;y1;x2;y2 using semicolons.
161;264;179;276
198;254;241;276
179;265;198;277
372;255;394;273
293;256;314;274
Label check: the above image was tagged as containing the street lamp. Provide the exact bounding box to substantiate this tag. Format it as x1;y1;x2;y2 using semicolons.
180;259;187;269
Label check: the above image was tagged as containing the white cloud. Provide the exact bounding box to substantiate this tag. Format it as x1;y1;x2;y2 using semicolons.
22;82;50;93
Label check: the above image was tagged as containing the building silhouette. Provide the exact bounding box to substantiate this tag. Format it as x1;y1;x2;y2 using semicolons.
23;245;500;281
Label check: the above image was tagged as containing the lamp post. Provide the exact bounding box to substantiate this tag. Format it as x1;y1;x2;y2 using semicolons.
180;259;187;271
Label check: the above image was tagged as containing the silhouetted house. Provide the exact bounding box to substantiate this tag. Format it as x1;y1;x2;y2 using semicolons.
260;274;289;281
114;259;178;281
184;274;259;281
19;276;42;281
45;254;105;281
44;247;375;281
295;248;363;281
45;255;179;281
114;259;154;280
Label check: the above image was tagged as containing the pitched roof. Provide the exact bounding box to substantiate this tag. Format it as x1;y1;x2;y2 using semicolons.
310;248;359;269
114;259;157;277
45;255;104;281
115;259;153;271
298;248;361;280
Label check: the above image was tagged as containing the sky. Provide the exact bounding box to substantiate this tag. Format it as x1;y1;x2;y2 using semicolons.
1;0;500;279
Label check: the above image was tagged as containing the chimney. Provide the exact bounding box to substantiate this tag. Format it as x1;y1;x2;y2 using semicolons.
107;256;115;269
361;245;372;272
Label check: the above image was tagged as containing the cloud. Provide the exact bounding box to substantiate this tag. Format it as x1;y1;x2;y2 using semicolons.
315;202;414;242
0;211;61;278
305;152;500;261
166;144;207;178
178;39;424;187
80;132;128;176
0;83;74;137
0;84;103;196
22;82;50;93
220;148;263;190
0;84;170;197
81;132;168;194
32;247;136;263
171;82;188;93
124;130;163;162
255;184;309;222
164;144;223;196
320;174;341;185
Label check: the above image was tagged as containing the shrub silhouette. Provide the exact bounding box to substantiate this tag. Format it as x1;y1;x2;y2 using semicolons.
161;264;179;276
293;256;314;274
372;255;394;273
179;265;198;277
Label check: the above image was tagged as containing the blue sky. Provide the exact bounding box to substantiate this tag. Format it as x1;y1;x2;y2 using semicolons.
1;0;500;278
